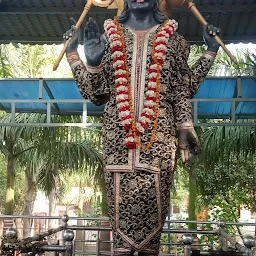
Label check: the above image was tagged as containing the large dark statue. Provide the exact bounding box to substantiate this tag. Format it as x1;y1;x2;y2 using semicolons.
64;0;220;255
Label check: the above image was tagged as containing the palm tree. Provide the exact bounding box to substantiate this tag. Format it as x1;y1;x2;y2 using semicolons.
183;45;256;232
1;43;72;78
0;114;40;215
0;45;13;78
210;49;256;76
199;121;255;167
0;113;104;239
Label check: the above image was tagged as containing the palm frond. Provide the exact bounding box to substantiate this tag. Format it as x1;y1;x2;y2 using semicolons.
199;120;256;168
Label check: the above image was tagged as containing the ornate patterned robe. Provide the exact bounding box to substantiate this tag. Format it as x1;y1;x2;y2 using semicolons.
67;20;215;255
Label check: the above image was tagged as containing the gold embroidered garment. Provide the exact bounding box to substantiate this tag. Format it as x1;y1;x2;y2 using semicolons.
68;20;214;253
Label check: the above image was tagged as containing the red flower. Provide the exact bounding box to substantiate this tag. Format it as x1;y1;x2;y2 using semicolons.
116;90;128;96
106;26;116;31
105;18;177;148
145;106;155;111
116;82;128;88
126;141;137;149
149;68;158;73
148;77;157;83
169;24;175;30
112;45;122;52
155;49;167;55
154;41;167;47
147;87;157;92
121;115;132;121
113;57;125;63
117;99;129;104
156;32;168;38
163;27;171;34
146;96;157;101
141;112;153;120
115;73;127;80
124;123;132;131
154;59;164;65
109;31;118;37
119;106;130;112
139;121;148;130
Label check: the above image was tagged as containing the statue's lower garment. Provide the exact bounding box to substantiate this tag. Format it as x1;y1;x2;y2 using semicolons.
104;159;176;256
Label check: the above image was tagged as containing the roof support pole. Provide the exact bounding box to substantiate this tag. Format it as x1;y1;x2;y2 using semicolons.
231;100;236;124
236;76;242;98
38;78;43;99
47;102;51;124
11;102;15;123
193;101;198;126
234;76;242;119
82;103;87;125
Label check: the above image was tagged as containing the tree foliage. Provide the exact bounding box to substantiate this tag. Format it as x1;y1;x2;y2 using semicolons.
0;44;72;78
194;121;256;234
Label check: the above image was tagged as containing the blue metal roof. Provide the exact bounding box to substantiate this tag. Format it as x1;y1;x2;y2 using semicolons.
192;77;256;119
0;77;255;119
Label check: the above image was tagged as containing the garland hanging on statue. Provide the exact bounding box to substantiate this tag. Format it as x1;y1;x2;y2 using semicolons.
104;18;178;150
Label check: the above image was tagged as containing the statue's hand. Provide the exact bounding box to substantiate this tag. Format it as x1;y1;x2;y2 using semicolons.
63;23;79;54
84;17;106;66
203;23;221;53
178;128;200;167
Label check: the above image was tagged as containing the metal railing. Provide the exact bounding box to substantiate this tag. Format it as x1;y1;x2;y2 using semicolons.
0;215;255;256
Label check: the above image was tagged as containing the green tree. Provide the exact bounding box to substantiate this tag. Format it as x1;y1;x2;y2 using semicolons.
0;113;103;237
184;45;256;233
195;122;256;240
211;49;256;76
1;44;72;78
0;45;13;78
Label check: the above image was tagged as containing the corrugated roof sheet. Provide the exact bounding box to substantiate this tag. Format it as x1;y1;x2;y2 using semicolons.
0;77;255;119
0;0;255;44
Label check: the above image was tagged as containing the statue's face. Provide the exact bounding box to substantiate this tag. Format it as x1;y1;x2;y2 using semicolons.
126;0;157;11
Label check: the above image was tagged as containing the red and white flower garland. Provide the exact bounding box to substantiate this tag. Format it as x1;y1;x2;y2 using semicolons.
104;18;178;149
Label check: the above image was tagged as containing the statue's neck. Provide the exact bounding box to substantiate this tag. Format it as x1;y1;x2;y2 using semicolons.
122;12;161;31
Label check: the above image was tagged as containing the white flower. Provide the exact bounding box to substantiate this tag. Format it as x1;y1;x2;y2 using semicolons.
121;119;132;126
105;19;179;139
154;52;164;58
116;94;128;101
107;27;117;34
171;19;178;28
144;100;156;107
116;85;128;92
148;81;157;87
103;20;113;29
158;31;168;38
149;72;158;79
124;136;136;143
150;64;158;69
114;69;126;75
136;123;145;133
142;108;154;116
139;116;152;124
111;40;122;47
119;110;130;118
117;101;129;109
145;90;156;97
155;45;167;52
115;77;127;84
109;34;120;40
113;60;125;68
155;37;168;43
111;51;123;59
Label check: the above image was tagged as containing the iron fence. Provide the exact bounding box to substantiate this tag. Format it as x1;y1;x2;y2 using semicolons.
0;215;255;256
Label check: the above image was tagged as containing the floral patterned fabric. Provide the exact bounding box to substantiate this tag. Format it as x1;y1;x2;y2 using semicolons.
67;20;215;254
